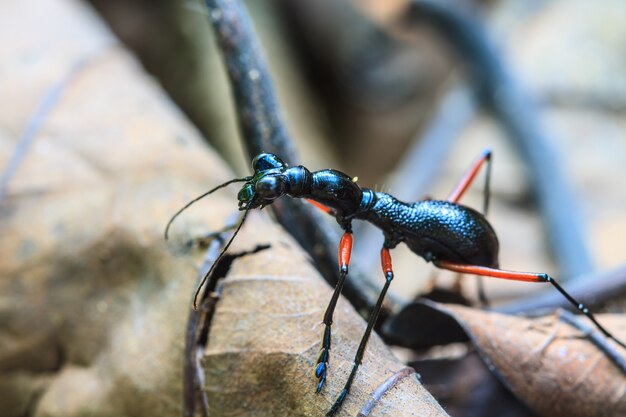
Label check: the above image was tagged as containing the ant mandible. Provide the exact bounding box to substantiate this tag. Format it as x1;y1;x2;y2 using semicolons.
165;149;626;416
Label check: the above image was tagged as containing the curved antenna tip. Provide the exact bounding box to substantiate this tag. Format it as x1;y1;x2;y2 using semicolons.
191;207;251;309
163;177;248;242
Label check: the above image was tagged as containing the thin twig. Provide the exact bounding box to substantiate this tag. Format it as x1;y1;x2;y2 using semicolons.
401;0;594;279
195;344;211;417
183;304;199;417
202;0;386;313
0;57;91;204
355;82;476;272
183;214;272;416
385;83;476;202
183;227;234;417
357;367;417;416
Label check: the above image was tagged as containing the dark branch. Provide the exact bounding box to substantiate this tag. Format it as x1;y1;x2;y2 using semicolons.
202;0;385;313
202;0;295;162
355;82;476;269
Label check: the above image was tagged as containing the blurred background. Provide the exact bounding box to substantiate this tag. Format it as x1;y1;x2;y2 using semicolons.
86;0;626;304
2;0;626;416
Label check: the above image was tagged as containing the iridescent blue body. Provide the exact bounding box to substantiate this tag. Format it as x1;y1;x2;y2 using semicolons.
243;159;500;269
233;153;505;416
362;195;499;268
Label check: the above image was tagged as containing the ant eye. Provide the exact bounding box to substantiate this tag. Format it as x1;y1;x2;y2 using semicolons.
252;153;285;172
237;184;254;203
256;176;284;199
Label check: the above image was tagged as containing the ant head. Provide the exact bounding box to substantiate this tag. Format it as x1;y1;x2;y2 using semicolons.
166;153;288;240
237;153;288;209
252;153;285;172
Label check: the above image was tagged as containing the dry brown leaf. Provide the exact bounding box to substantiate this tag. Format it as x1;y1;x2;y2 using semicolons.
429;303;626;417
0;1;449;416
0;1;233;415
201;217;449;416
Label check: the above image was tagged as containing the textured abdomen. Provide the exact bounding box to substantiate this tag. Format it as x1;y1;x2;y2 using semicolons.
361;194;499;267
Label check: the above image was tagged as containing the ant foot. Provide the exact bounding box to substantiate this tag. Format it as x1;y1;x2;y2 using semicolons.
315;348;329;392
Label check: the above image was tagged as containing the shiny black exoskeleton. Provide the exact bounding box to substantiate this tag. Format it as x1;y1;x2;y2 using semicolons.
236;153;502;416
238;153;499;268
363;196;499;268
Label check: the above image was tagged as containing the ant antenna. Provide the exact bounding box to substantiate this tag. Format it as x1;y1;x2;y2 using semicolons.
164;177;249;240
193;205;251;309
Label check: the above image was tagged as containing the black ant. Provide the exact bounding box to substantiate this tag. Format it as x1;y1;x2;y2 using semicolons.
165;150;626;416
